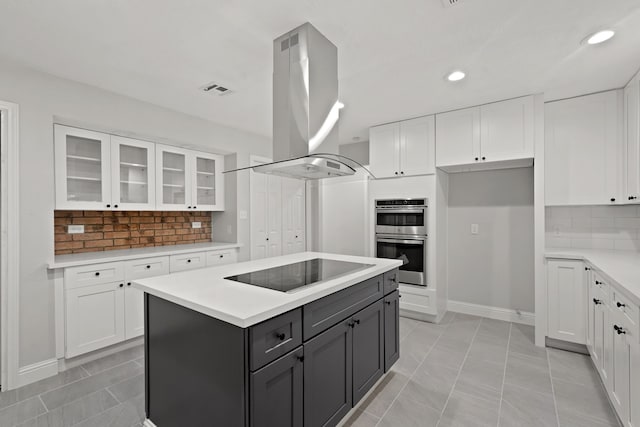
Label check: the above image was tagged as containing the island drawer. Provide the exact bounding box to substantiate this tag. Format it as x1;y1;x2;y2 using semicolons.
303;275;384;341
383;269;399;295
250;308;302;371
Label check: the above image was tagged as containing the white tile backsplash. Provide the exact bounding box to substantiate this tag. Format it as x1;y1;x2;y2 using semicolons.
546;205;640;252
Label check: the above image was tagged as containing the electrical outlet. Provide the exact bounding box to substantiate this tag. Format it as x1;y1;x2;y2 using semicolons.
192;222;202;229
471;223;479;235
68;225;85;234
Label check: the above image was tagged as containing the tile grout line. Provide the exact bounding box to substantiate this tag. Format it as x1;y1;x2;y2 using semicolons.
546;348;561;427
80;365;92;377
435;315;483;427
105;386;122;404
373;313;455;426
495;322;513;427
38;394;49;412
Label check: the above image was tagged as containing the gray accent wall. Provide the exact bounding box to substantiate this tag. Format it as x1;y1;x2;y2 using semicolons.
0;59;270;369
447;167;535;313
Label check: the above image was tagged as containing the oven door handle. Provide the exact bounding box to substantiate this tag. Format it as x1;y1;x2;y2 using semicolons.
376;209;425;214
376;238;425;245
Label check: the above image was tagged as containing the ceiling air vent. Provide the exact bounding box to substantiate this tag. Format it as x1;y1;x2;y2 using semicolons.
441;0;463;7
201;82;232;96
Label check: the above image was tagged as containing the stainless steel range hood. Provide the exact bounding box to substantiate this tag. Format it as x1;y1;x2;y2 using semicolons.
225;22;371;180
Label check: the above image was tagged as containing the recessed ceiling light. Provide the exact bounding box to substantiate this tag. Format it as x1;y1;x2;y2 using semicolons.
586;30;615;45
446;70;466;82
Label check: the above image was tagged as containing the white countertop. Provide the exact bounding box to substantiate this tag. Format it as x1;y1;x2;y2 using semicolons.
545;248;640;305
132;251;402;328
48;242;242;269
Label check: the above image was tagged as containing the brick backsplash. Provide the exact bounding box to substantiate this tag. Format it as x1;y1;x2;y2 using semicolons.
546;205;640;252
54;211;212;255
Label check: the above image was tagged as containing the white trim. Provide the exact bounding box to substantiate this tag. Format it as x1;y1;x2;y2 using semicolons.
16;359;58;388
0;100;20;390
532;93;546;347
58;336;144;372
143;419;158;427
447;300;535;326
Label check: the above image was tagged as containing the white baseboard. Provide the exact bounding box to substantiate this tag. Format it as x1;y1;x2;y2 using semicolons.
17;358;59;388
447;300;535;326
59;336;144;372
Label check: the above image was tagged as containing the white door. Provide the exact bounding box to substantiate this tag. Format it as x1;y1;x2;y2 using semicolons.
266;174;283;257
547;260;586;344
369;122;400;178
545;90;624;206
124;284;144;339
282;177;306;255
110;136;156;210
400;115;435;176
435;106;481;167
480;96;534;162
626;80;640;202
54;125;112;210
587;273;595;352
65;282;125;358
191;151;224;211
156;144;192;210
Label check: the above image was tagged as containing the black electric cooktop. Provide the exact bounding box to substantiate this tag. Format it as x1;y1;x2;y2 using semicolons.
224;258;373;293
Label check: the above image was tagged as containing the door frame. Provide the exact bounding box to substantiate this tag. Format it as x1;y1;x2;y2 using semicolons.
0;100;20;390
249;155;272;260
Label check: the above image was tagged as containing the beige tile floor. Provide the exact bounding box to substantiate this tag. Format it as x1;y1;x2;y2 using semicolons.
344;312;620;427
0;313;619;427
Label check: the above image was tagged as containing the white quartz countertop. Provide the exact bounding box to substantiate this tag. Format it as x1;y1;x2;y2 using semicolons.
132;251;402;328
48;242;242;269
545;248;640;305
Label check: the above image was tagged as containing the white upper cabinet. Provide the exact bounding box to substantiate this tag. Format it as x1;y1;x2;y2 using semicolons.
55;125;112;210
435;96;534;170
55;125;224;211
480;96;534;162
435;106;480;167
110;136;155;210
625;71;640;203
545;90;624;206
369;115;435;178
156;145;224;211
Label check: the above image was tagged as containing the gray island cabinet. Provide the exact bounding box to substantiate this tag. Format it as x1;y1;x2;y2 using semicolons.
142;266;400;427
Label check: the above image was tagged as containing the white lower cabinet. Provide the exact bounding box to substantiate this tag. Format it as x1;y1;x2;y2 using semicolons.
64;249;237;358
550;259;640;427
547;260;586;344
66;282;126;358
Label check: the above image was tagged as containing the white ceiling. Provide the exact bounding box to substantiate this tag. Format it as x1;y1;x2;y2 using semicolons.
1;0;640;144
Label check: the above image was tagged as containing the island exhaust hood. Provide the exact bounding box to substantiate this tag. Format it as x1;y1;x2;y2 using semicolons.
225;22;372;180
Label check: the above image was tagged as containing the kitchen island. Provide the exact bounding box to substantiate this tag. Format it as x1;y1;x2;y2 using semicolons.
133;252;402;427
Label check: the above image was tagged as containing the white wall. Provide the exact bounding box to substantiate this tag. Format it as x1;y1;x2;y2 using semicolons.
546;205;640;251
447;167;535;313
0;59;270;368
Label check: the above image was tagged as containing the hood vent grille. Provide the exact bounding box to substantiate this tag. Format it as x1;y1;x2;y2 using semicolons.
441;0;463;7
202;83;232;95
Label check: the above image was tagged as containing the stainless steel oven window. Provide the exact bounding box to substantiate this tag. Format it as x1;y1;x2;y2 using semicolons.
375;235;427;287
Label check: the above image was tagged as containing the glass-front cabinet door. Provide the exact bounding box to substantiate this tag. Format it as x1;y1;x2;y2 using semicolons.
54;125;112;210
156;144;190;210
191;151;224;211
111;136;155;210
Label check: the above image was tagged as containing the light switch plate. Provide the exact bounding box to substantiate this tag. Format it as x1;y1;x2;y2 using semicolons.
192;222;202;229
68;225;84;234
471;223;479;235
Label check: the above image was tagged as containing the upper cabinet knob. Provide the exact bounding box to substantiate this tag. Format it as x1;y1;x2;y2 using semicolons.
106;204;111;208
610;198;616;203
482;156;486;161
394;172;398;175
475;157;479;161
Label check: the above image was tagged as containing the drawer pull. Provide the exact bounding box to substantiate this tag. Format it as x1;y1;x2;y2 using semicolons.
187;259;191;263
119;283;124;288
95;272;100;276
595;280;602;285
127;282;131;286
385;300;392;305
617;302;626;308
146;265;151;269
275;332;286;341
219;255;224;258
353;319;360;325
614;325;627;335
593;298;602;305
585;267;591;271
296;355;304;362
348;320;355;328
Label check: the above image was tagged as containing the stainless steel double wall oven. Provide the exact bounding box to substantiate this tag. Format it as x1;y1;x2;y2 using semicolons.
375;198;428;287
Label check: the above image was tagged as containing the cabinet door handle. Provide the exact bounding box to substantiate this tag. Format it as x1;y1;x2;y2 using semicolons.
127;282;131;286
394;172;398;175
614;325;626;335
187;259;191;263
266;238;269;241
595;280;602;285
275;332;286;341
475;157;479;161
353;319;360;325
95;272;100;276
400;171;404;175
610;198;616;203
617;302;626;308
482;156;486;161
187;206;191;209
106;204;111;208
385;300;392;305
296;355;304;362
593;298;601;305
219;255;224;258
584;267;591;271
119;283;124;288
629;196;637;200
114;204;118;208
347;320;355;328
146;265;151;269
